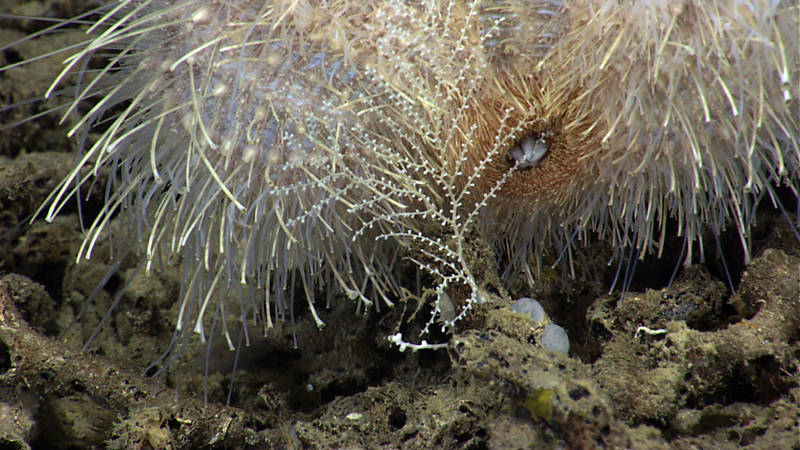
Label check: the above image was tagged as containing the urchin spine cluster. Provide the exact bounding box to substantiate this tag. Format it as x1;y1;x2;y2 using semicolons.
2;0;798;351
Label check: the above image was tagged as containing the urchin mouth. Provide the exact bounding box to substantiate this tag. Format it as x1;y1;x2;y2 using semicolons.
506;133;549;170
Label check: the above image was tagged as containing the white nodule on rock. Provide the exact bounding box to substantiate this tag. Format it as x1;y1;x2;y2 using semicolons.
543;323;569;355
345;412;363;421
510;297;546;322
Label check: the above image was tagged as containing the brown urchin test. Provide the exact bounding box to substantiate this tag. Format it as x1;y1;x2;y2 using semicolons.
1;0;798;348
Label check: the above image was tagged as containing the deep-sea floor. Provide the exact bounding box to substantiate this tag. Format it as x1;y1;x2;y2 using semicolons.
1;2;799;448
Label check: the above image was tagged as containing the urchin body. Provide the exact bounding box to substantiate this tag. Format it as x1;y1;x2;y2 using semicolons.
3;0;798;345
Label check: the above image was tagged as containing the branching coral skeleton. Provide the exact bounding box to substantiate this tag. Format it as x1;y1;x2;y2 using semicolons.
2;0;797;353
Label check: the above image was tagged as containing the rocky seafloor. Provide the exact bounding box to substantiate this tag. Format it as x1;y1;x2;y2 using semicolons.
1;1;799;448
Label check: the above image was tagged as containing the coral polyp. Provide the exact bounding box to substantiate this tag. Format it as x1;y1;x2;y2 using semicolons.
2;0;798;349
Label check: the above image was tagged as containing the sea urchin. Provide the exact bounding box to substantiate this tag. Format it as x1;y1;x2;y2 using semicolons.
1;0;798;352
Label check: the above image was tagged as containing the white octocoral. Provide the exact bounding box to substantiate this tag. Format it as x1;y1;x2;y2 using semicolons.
1;0;797;351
